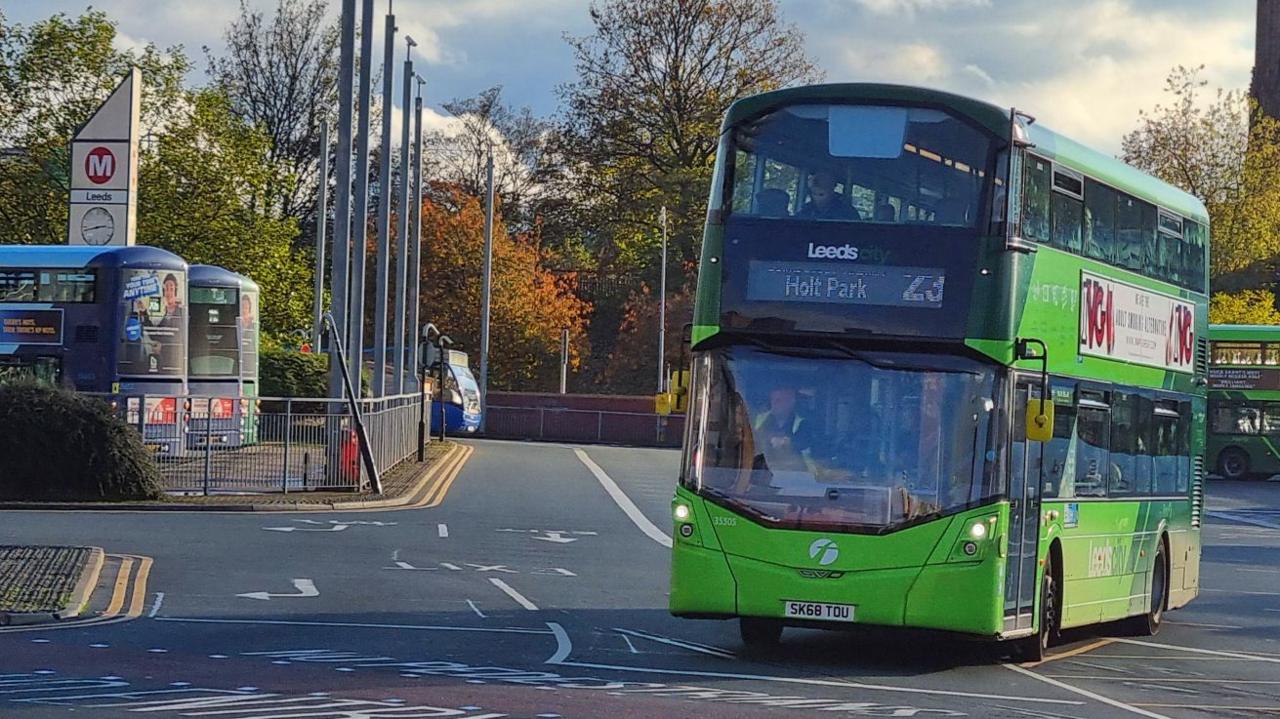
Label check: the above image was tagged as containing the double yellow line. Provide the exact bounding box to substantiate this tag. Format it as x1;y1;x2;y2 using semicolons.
0;553;153;633
418;444;474;508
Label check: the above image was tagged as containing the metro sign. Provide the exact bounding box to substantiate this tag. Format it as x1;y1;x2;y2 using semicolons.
85;146;116;184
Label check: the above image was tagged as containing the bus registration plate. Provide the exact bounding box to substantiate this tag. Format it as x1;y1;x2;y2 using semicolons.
784;601;855;622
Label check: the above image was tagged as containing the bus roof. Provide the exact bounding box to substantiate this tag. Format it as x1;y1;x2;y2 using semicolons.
721;82;1208;225
0;244;187;270
1208;324;1280;341
190;264;245;288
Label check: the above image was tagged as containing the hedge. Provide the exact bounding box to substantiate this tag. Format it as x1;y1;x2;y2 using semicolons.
0;383;164;501
260;348;371;398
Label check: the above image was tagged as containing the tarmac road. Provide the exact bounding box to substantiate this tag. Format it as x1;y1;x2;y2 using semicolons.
2;438;1278;719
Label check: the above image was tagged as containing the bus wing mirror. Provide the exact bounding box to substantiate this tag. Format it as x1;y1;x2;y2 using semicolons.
1026;398;1054;443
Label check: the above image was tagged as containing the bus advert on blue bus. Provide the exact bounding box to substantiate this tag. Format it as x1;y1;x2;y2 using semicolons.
119;269;186;376
0;308;63;345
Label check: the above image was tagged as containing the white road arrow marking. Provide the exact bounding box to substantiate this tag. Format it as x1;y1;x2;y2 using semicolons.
262;525;348;533
237;579;319;601
532;531;577;544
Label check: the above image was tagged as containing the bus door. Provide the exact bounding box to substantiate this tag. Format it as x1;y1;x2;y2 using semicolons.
1004;378;1043;634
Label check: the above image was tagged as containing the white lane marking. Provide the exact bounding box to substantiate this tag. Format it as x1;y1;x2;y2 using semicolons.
438;523;448;538
613;627;735;659
532;531;577;544
1002;663;1172;718
489;578;538;611
147;592;164;619
154;616;549;634
619;634;639;654
1207;510;1280;529
1164;620;1243;629
573;448;672;548
466;600;486;619
1113;638;1280;664
545;621;1067;706
391;549;400;561
546;622;572;664
236;578;318;601
1237;567;1280;574
1201;588;1280;596
262;525;348;533
557;658;1081;705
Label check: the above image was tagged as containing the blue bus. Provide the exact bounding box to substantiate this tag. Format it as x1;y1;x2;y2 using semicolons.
431;349;481;434
0;245;189;455
187;265;247;448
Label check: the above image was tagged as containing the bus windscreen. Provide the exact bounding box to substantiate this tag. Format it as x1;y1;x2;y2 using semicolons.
189;286;239;377
686;346;999;532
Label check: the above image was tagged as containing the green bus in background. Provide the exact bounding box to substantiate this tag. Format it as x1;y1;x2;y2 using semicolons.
1207;324;1280;479
671;84;1206;660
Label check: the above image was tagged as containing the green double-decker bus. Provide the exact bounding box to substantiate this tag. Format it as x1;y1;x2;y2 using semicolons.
1207;324;1280;479
670;84;1206;659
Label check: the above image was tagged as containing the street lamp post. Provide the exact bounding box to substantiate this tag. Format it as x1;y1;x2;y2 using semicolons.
478;149;494;431
392;37;416;395
372;5;396;397
347;0;376;400
657;206;668;393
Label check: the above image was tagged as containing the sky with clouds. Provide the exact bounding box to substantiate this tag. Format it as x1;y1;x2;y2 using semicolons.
5;0;1258;152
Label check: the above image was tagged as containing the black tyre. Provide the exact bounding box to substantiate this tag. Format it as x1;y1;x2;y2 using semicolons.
1125;541;1167;636
739;617;783;648
1218;448;1251;480
1013;557;1058;663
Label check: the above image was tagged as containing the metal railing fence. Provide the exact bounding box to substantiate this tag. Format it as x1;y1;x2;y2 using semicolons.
484;404;683;447
94;393;425;495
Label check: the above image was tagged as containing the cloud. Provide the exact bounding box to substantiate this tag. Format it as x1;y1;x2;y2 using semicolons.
854;0;991;15
812;0;1252;152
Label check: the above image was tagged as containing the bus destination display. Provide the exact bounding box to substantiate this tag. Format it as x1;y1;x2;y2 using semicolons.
746;260;945;308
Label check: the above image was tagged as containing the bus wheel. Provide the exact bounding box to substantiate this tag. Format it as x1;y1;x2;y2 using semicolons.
1126;541;1167;636
1218;448;1250;480
1012;560;1057;663
740;617;783;648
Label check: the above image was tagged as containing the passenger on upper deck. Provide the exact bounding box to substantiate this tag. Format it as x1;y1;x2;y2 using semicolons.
798;171;861;221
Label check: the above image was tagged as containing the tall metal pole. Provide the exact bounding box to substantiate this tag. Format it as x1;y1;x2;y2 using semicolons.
478;150;495;431
559;328;568;394
348;0;376;399
392;45;414;395
326;0;356;404
407;76;425;393
657;205;668;393
373;6;396;397
312;118;329;350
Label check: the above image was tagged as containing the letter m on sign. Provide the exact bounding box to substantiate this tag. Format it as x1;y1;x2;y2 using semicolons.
85;147;115;184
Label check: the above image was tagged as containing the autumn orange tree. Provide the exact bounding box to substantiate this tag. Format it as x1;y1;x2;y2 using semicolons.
417;187;591;391
600;274;696;393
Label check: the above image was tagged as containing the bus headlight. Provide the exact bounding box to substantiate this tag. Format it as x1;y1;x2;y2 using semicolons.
969;521;987;540
674;503;691;521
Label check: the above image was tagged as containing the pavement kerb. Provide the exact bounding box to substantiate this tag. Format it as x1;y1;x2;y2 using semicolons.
0;443;467;513
54;546;104;620
0;546;103;627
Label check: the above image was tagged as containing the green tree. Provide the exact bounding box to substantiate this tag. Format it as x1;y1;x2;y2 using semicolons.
138;89;306;338
557;0;821;273
205;0;339;223
0;9;188;245
1121;66;1280;288
1210;289;1280;325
